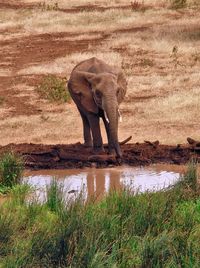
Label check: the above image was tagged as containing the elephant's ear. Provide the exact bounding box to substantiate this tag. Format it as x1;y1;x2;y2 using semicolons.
70;71;99;114
117;71;127;104
76;71;97;84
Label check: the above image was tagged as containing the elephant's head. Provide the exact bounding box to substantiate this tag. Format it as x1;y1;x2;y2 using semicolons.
75;71;127;157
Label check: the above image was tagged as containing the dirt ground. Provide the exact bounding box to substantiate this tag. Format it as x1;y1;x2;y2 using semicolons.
0;0;200;168
0;141;200;169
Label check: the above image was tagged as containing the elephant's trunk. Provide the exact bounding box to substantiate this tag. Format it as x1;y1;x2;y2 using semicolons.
103;96;122;157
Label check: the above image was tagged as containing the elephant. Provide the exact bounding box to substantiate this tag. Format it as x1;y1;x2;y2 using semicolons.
67;57;127;157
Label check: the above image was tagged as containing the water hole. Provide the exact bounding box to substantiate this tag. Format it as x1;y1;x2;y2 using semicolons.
22;164;186;202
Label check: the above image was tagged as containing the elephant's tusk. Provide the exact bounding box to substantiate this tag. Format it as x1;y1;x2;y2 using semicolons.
118;108;122;123
104;111;109;123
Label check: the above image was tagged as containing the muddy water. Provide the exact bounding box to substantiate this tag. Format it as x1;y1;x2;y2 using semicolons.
22;164;186;202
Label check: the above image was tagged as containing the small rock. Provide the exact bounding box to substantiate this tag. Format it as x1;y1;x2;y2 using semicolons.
91;162;97;168
108;164;115;168
68;190;78;194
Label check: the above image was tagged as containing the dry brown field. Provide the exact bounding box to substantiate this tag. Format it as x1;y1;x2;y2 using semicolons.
0;0;200;146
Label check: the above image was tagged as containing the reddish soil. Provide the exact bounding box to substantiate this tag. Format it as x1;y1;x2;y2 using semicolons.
0;1;37;9
1;1;199;168
0;23;150;117
0;1;152;117
0;142;199;170
0;31;107;116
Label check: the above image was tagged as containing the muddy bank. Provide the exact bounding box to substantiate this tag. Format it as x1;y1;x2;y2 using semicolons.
0;141;199;170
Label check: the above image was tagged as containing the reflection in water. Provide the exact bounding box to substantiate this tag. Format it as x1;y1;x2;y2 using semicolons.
23;165;181;202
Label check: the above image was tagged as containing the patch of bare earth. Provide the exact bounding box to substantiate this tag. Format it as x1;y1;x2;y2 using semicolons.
0;30;107;116
0;142;200;169
0;0;200;148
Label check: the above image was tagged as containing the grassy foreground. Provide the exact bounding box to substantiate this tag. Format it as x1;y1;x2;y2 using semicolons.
0;153;24;195
0;164;200;267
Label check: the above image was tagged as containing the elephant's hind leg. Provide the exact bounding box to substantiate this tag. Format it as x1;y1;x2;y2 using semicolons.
78;108;92;147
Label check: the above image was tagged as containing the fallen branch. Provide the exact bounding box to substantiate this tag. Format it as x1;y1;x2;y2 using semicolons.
119;136;132;145
187;137;200;147
103;136;132;148
144;140;159;148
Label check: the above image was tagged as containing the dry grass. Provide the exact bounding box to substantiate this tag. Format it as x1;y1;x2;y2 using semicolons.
0;108;81;145
0;3;192;37
18;51;123;76
18;0;200;8
0;8;143;36
0;1;200;145
15;0;157;8
0;69;12;76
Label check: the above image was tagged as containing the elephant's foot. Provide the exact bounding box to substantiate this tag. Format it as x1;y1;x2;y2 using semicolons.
108;146;123;159
83;141;93;148
108;147;115;155
92;146;105;155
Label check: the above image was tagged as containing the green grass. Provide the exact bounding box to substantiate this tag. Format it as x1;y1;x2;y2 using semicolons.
36;75;71;103
0;152;24;194
0;163;199;267
46;179;64;212
180;160;198;191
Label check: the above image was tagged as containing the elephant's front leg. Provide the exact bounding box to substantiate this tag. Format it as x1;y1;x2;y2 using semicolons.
78;108;92;147
88;114;104;153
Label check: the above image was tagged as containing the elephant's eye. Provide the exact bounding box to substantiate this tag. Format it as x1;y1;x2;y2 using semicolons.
95;90;102;98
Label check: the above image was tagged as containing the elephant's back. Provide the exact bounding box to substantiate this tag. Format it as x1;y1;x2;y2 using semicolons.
71;57;115;75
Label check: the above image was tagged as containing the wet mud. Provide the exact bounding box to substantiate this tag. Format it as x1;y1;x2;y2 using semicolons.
0;141;199;170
